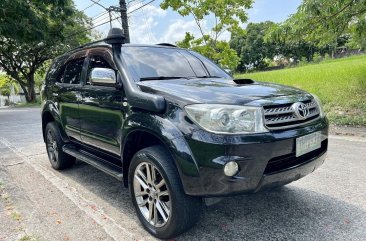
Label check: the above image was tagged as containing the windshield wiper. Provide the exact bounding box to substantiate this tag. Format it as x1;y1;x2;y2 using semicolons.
140;76;188;81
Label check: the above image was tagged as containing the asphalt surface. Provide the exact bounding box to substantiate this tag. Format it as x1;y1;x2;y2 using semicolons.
0;107;365;241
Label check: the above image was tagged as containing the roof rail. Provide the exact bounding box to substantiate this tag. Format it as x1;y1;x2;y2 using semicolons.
157;43;177;47
65;39;109;54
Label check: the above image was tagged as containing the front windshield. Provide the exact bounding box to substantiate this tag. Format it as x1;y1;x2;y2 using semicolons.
121;46;231;81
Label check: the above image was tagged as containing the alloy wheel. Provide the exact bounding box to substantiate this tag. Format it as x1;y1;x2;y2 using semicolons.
133;162;171;227
46;130;58;163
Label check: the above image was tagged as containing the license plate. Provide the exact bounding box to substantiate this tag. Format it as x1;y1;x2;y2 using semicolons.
296;132;321;157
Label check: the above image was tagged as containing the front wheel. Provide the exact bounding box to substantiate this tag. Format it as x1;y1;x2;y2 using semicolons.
129;146;202;239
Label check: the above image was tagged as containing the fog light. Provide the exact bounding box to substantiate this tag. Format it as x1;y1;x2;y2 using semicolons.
224;161;239;176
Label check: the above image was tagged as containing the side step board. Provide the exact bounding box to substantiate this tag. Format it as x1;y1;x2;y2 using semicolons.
63;145;123;181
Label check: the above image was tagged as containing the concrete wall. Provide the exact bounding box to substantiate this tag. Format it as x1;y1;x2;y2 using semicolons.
0;95;25;107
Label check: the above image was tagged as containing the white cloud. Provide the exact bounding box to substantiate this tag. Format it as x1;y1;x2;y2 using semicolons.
159;19;200;44
128;3;166;43
92;2;166;42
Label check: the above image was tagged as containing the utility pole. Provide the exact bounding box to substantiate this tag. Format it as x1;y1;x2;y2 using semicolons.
119;0;130;43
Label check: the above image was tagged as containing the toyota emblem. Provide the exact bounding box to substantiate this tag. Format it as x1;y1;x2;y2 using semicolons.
292;102;309;120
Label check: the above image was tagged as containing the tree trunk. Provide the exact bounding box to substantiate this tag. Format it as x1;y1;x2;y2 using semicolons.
18;75;36;103
25;76;36;103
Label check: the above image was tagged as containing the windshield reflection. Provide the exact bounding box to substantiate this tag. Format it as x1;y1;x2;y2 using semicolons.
122;46;231;81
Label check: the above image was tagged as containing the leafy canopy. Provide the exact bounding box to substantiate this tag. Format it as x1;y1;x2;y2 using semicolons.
160;0;253;70
270;0;366;48
0;0;91;102
231;21;277;72
0;75;18;97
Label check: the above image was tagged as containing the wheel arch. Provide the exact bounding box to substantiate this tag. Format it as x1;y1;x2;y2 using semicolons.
121;113;202;195
42;101;69;143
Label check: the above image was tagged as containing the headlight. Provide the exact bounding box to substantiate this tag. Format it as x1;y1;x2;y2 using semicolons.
312;94;325;118
184;104;268;134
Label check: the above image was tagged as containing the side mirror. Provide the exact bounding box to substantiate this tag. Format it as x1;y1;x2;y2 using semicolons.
90;68;117;86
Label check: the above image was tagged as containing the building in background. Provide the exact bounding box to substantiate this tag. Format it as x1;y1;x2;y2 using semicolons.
0;68;25;107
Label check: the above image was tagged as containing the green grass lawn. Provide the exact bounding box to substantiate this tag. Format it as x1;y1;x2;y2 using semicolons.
236;54;366;126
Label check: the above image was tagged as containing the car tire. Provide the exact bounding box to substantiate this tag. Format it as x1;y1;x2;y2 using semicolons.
45;122;75;170
129;145;202;239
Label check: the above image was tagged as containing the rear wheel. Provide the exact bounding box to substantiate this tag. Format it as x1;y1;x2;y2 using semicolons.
129;145;202;239
45;122;75;170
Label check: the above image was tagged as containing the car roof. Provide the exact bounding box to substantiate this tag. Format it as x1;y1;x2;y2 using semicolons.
55;40;182;62
69;41;180;54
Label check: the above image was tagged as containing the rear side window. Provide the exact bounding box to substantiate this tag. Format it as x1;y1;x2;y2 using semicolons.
62;58;85;84
45;56;68;84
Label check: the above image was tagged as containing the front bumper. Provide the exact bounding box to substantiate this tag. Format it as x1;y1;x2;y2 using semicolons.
183;118;329;196
257;151;326;191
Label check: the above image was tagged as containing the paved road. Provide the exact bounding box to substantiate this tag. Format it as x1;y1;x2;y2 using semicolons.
0;108;365;241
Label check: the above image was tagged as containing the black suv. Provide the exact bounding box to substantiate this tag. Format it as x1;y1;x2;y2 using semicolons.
41;29;328;239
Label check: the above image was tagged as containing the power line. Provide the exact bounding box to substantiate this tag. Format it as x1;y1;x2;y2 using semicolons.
128;0;138;4
112;12;122;25
89;0;117;29
128;0;145;8
89;0;108;11
73;0;157;44
80;0;102;12
92;15;111;26
64;15;121;41
92;12;109;24
128;0;156;15
90;10;108;20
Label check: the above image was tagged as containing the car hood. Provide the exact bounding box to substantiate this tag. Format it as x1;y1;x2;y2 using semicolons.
137;78;307;106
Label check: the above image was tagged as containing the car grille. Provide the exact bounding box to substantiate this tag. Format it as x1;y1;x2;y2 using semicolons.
263;99;320;129
264;139;328;174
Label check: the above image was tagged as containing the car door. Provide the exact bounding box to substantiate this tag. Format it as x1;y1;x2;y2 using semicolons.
79;47;126;156
52;51;88;141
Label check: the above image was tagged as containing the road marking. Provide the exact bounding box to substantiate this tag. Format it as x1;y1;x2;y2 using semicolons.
329;135;366;143
0;137;138;241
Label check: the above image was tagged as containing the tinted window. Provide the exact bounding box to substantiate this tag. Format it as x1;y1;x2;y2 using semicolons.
46;55;68;84
122;47;230;80
87;55;114;84
189;51;231;77
62;58;85;84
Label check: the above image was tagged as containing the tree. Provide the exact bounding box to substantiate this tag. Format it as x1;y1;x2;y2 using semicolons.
0;74;18;101
347;15;366;50
264;25;320;63
160;0;253;71
0;0;91;102
230;21;277;72
271;0;366;52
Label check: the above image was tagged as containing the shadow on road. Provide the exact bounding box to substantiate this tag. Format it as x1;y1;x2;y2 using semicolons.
60;161;365;241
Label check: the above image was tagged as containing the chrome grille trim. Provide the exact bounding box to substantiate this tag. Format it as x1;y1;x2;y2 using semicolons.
265;117;321;130
263;99;320;129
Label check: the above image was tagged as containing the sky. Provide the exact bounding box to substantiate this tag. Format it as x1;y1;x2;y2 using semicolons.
74;0;302;44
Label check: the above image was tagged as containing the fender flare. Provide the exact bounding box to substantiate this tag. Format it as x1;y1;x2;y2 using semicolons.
122;113;203;195
41;101;70;143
